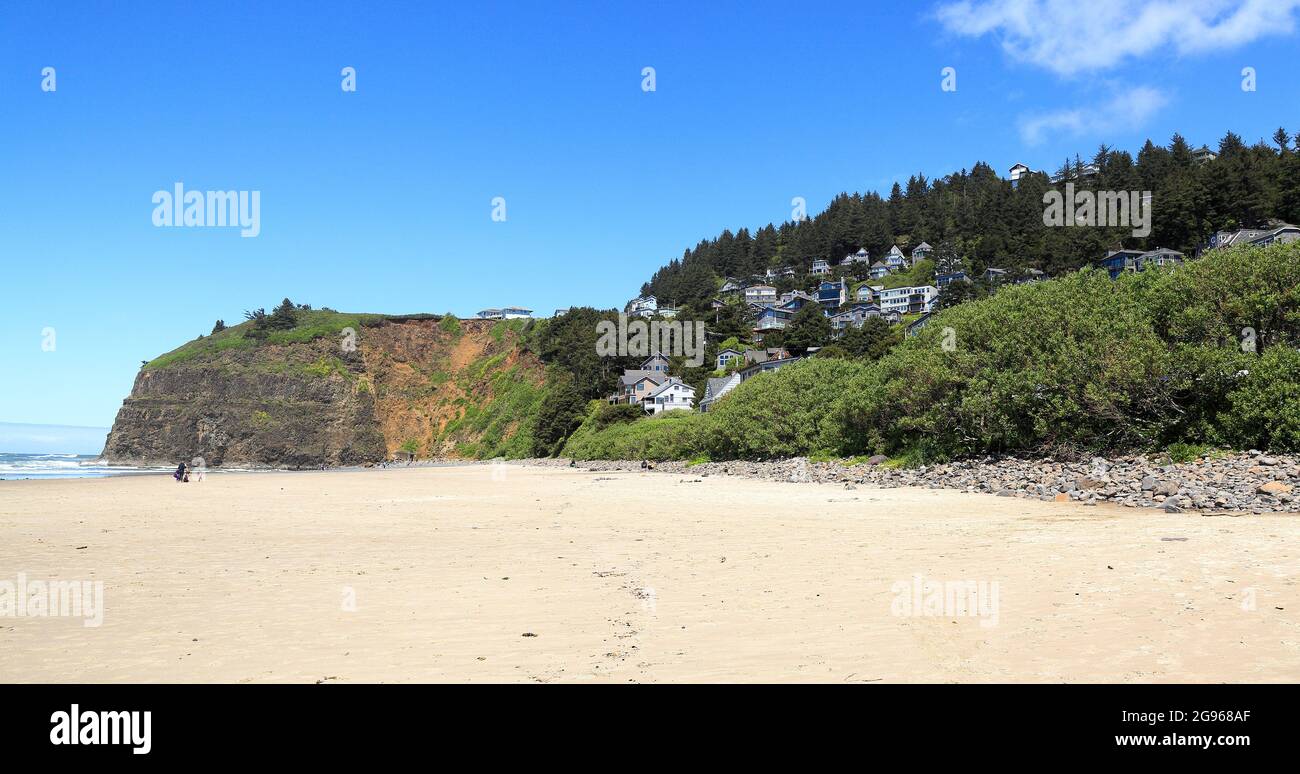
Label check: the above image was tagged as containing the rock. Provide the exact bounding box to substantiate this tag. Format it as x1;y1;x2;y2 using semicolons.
1053;492;1070;503
1154;480;1180;497
1075;477;1104;490
1140;475;1157;491
1257;481;1292;496
1162;501;1183;513
995;489;1014;497
867;454;889;466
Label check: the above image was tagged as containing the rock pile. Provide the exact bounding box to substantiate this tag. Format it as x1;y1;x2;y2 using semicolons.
516;450;1300;515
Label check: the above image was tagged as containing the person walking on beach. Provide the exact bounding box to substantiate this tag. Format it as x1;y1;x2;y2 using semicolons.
174;461;188;482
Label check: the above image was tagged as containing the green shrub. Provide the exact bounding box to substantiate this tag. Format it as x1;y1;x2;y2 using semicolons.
1217;346;1300;451
563;405;708;461
837;270;1174;458
593;402;646;430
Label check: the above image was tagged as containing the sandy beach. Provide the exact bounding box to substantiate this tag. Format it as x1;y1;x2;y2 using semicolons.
1;464;1296;683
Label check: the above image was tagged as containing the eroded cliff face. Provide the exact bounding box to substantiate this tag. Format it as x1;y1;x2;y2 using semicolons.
101;315;547;467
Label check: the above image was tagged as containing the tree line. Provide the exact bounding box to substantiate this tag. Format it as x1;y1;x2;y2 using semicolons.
641;129;1300;307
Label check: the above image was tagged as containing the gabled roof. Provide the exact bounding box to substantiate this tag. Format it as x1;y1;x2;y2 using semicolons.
620;370;665;387
913;242;933;251
646;378;693;400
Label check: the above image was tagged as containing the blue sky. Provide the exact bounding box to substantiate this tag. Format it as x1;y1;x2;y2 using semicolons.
2;1;1299;437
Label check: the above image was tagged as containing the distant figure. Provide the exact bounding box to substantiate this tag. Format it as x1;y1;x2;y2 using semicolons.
174;462;187;482
190;457;206;482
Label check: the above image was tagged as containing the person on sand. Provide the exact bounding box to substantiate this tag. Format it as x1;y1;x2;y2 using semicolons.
174;462;187;482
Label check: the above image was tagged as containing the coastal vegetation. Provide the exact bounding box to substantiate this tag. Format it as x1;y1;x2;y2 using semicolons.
564;241;1300;463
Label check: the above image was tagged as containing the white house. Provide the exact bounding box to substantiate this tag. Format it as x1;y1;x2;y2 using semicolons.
699;374;741;412
810;259;831;276
627;295;658;317
1008;163;1034;187
476;307;533;320
644;379;696;414
878;285;938;315
842;248;872;266
743;285;778;306
911;242;933;263
1209;223;1300;251
884;245;908;271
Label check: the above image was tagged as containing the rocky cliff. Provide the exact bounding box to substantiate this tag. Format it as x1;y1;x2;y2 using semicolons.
101;311;549;467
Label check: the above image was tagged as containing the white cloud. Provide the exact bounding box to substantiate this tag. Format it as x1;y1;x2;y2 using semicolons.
1019;86;1170;145
936;0;1300;76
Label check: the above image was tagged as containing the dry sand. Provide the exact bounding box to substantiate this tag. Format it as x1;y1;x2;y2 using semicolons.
1;464;1296;683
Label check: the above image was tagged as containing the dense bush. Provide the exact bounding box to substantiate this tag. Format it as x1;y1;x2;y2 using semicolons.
836;270;1176;459
564;404;708;461
707;358;869;458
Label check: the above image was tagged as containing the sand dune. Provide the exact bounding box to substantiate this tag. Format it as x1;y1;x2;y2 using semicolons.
1;464;1296;683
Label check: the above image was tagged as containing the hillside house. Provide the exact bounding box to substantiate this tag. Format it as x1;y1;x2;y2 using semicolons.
884;245;908;271
911;242;933;263
1099;249;1147;279
644;379;696;414
854;284;877;303
842;248;872;266
936;271;968;288
1208;224;1300;251
830;303;882;334
743;285;778;306
779;291;817;312
699;374;741;412
879;285;937;315
810;259;831;276
476;307;533;320
612;370;665;405
816;280;849;312
627;296;658;317
715;348;744;370
753;306;794;335
906;313;933;338
1008;162;1035;187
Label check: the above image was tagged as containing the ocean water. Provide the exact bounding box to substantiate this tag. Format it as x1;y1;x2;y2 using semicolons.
0;453;173;480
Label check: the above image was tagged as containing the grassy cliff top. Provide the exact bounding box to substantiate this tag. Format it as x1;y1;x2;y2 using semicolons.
143;310;426;371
